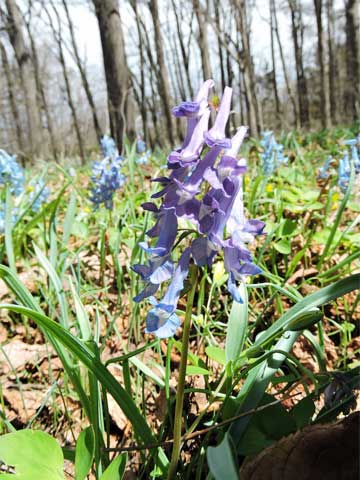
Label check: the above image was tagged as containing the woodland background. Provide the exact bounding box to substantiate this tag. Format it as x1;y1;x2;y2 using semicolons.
0;0;359;161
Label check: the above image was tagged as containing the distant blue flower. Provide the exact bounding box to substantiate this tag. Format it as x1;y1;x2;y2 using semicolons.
136;139;151;165
100;135;118;159
136;151;151;165
260;131;288;176
317;156;332;180
0;149;24;196
0;205;5;233
0;203;18;234
344;136;360;174
90;136;125;209
133;81;264;338
90;157;125;209
338;154;351;193
136;139;147;154
29;179;50;212
338;135;360;193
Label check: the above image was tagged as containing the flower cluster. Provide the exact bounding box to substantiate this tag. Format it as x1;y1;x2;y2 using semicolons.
338;135;360;193
133;80;265;338
100;135;118;159
317;156;332;180
0;149;24;196
90;136;125;209
0;149;50;233
0;204;18;233
260;131;288;176
344;136;360;174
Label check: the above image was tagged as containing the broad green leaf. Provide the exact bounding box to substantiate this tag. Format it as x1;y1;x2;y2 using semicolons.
313;228;342;246
225;282;248;363
207;433;239;480
302;190;320;202
71;220;89;239
75;427;94;480
279;219;297;236
0;430;64;479
307;201;325;210
274;239;291;255
237;395;296;456
100;453;127;480
186;365;210;376
291;397;315;429
205;346;226;365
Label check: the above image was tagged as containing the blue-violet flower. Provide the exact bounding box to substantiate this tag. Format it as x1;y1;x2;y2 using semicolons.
133;81;265;338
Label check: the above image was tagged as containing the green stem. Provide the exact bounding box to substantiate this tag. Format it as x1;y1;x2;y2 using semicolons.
167;266;198;479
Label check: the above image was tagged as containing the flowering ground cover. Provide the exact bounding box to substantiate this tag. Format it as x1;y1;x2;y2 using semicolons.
0;92;359;478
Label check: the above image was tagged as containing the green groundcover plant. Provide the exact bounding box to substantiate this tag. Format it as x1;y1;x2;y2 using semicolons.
0;82;359;479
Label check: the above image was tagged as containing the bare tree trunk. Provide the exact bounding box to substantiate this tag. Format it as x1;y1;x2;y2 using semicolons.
273;0;299;128
193;0;212;81
171;0;194;98
288;0;310;128
269;0;281;128
345;0;360;120
62;0;102;141
4;0;42;157
0;40;24;154
149;0;174;145
24;7;58;160
149;66;162;146
314;0;331;129
45;3;85;163
92;0;131;151
214;0;226;91
326;0;337;123
130;0;148;142
233;0;260;136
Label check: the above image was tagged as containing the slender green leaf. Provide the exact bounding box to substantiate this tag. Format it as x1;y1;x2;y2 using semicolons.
5;187;15;272
226;282;248;363
33;244;69;329
245;274;360;356
0;303;168;471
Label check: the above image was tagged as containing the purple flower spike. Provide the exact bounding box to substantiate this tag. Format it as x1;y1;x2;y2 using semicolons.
191;237;217;267
132;255;174;303
204;86;233;148
174;79;214;150
133;81;265;334
222;126;248;161
139;209;178;256
168;109;211;166
172;102;201;118
145;249;191;338
172;79;214;119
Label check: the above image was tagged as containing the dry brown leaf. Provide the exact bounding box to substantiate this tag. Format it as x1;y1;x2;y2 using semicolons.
0;340;49;374
240;412;359;480
3;382;48;425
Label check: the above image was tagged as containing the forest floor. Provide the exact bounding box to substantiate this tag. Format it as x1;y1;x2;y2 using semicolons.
0;128;359;478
